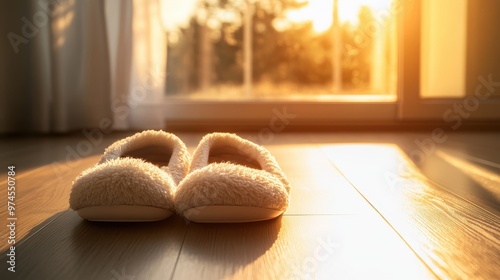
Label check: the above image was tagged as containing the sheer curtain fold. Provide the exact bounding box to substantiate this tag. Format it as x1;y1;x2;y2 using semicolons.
128;0;167;130
106;0;133;130
108;0;167;130
50;0;112;132
0;0;166;133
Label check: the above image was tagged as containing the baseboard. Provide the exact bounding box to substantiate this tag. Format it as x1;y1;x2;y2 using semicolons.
163;120;500;133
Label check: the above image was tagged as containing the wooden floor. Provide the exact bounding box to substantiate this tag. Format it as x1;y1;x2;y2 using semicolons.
0;131;499;279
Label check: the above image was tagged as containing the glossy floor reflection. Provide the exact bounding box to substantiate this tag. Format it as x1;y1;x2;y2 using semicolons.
322;144;499;279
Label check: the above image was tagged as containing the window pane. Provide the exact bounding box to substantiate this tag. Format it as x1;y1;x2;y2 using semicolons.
420;0;500;99
162;0;244;98
420;0;467;98
163;0;397;100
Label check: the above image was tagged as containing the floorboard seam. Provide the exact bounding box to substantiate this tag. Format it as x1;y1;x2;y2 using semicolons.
315;144;441;279
169;221;190;280
14;209;68;248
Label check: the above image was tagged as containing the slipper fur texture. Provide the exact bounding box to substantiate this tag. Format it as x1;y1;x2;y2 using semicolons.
70;130;190;212
175;133;291;214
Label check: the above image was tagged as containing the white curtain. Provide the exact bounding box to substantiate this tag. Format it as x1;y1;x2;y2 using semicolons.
107;0;167;130
0;0;167;133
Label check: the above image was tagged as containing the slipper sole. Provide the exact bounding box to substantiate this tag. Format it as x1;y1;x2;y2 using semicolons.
183;205;283;223
76;205;173;222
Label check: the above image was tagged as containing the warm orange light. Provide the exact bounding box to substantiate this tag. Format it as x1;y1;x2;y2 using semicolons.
286;0;393;33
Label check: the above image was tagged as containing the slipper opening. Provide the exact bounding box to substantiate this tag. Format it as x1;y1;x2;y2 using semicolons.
122;146;173;168
208;145;262;170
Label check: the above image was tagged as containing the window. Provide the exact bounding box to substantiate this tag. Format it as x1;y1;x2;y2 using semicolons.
150;0;500;127
401;0;500;120
163;0;397;100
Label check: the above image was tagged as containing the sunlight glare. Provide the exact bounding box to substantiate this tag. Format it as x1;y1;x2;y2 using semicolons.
287;0;393;33
160;0;198;31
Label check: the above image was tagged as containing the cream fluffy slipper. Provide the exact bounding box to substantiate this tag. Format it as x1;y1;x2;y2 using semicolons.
69;130;190;222
176;133;291;223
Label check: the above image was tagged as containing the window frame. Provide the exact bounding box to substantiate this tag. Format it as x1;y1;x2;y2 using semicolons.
399;0;500;121
149;0;500;129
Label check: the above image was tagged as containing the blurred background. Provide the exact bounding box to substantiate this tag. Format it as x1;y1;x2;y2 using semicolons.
163;0;396;98
1;0;499;133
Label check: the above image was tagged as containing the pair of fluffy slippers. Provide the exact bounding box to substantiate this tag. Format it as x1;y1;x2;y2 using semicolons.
69;131;291;223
